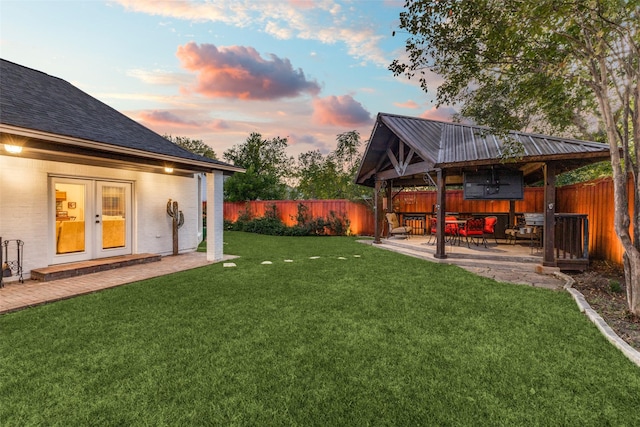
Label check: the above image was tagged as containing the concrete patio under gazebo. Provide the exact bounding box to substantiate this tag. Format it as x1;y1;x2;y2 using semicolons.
355;113;611;270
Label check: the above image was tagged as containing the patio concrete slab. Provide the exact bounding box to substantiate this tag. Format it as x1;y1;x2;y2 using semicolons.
360;236;566;290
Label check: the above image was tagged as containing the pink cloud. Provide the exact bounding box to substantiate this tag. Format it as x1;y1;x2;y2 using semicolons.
287;133;334;153
209;119;230;130
312;95;372;127
394;100;420;109
420;106;458;122
176;42;321;100
288;0;316;9
139;110;200;127
138;110;229;131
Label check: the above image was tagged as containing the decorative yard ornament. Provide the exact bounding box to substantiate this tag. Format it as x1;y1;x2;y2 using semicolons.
167;199;184;256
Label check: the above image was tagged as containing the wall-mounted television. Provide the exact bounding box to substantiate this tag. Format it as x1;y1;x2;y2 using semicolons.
463;169;524;200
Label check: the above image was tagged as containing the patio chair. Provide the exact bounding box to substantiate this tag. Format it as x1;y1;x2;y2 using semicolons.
458;218;485;248
426;217;438;244
444;215;461;245
427;216;461;244
483;216;498;245
385;212;412;239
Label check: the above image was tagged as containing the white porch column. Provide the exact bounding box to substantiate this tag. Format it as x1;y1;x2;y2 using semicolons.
206;170;224;262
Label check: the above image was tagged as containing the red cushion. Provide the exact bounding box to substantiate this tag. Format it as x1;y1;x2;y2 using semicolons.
459;228;483;237
484;217;497;233
459;218;484;236
445;216;459;235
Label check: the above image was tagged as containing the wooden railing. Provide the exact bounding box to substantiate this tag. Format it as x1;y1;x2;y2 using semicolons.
554;214;589;270
555;174;634;267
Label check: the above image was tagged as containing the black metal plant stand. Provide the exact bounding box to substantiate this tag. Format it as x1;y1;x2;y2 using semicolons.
1;238;24;287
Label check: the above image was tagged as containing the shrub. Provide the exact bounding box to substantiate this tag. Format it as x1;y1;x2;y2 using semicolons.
226;203;351;237
293;203;311;227
326;210;351;236
227;205;253;231
287;203;327;235
264;203;279;220
243;216;287;235
610;280;623;293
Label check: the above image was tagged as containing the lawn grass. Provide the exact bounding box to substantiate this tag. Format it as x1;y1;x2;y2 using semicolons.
1;231;639;426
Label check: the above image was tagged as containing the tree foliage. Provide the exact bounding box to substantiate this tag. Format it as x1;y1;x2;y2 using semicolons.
296;131;372;200
557;161;613;186
164;135;217;159
391;0;640;315
223;132;293;201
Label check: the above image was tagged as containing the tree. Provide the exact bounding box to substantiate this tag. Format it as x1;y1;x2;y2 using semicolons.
296;131;372;200
557;161;613;186
296;149;333;199
391;0;640;315
223;132;293;201
164;135;217;159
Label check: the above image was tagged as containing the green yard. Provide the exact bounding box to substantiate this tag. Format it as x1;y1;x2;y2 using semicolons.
1;232;639;426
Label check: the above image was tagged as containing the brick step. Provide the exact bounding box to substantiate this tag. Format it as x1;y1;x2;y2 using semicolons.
31;253;162;282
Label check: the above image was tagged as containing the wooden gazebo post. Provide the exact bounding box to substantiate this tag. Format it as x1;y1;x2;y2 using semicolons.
543;162;557;266
434;168;447;259
386;180;393;215
508;200;516;229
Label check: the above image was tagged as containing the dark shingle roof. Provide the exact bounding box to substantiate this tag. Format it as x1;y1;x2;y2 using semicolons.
0;59;236;170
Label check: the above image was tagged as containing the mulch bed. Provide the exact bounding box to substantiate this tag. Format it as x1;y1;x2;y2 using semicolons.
567;260;640;352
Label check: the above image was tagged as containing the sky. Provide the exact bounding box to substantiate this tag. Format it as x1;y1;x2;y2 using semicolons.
0;0;454;160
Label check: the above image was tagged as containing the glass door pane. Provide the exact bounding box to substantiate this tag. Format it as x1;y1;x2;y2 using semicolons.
100;185;126;249
54;182;87;255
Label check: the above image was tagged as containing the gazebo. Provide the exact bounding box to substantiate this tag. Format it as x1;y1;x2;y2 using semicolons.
355;113;611;269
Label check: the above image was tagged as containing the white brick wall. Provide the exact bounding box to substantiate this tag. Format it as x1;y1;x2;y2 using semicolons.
0;155;204;279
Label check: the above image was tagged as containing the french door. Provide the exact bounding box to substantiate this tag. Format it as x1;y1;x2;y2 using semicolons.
51;177;132;264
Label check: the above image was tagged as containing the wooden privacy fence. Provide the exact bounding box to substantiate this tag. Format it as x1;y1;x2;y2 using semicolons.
223;199;375;236
222;175;633;265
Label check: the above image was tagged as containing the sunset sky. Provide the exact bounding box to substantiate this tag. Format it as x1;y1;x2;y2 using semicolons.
0;0;455;159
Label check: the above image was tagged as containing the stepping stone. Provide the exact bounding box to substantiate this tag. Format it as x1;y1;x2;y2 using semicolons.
337;257;347;260
353;255;361;258
261;261;273;265
223;263;236;268
309;256;320;259
284;259;294;263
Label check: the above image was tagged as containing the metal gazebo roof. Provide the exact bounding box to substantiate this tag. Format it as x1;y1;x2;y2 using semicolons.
356;113;610;187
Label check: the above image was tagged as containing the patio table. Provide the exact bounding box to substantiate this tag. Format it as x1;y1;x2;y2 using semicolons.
445;219;466;246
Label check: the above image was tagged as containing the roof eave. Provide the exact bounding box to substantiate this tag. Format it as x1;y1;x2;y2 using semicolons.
434;150;611;170
0;124;245;174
